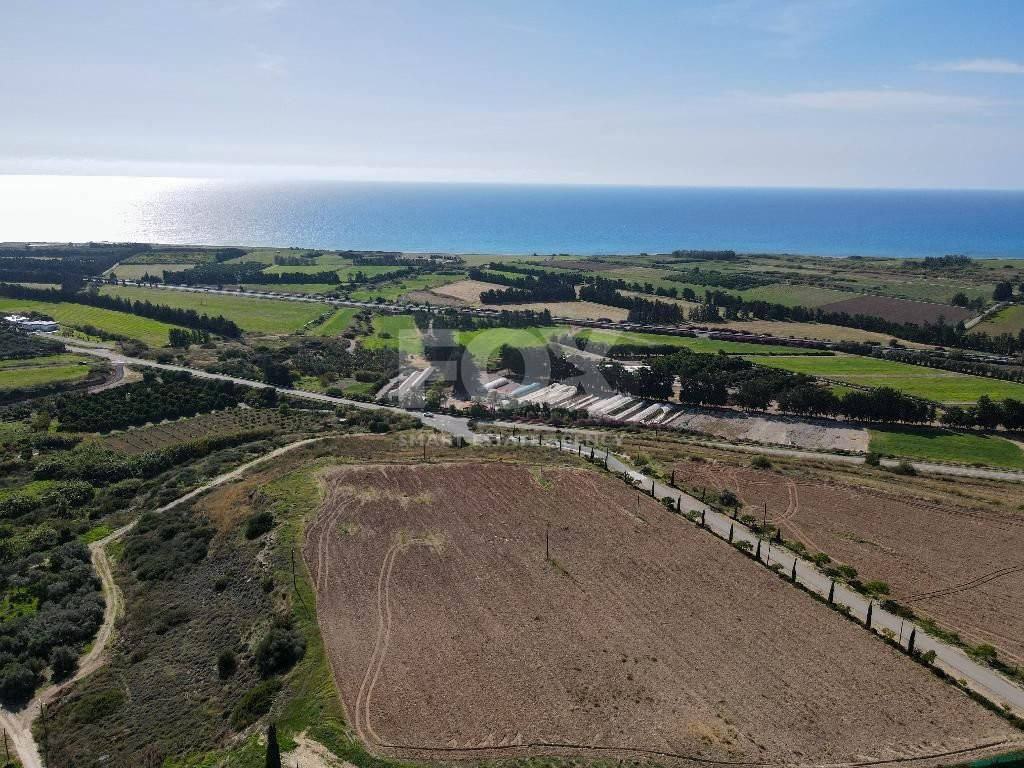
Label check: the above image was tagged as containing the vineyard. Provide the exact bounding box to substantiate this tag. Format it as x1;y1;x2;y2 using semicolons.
99;407;334;454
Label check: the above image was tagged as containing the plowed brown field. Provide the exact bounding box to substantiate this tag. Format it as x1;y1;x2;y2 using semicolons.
305;460;1020;767
680;461;1024;664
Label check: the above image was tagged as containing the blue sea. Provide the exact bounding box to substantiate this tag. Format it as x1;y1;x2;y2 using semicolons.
2;176;1024;258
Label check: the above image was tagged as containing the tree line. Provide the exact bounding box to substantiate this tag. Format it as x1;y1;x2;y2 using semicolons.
470;268;577;304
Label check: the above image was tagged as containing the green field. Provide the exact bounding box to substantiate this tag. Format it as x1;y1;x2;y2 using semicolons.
313;307;358;337
348;271;466;302
869;427;1024;470
0;360;93;390
0;298;176;346
98;285;324;334
457;326;565;362
976;304;1024;336
240;283;338;294
577;328;821;355
362;314;422;355
106;263;196;280
749;354;1024;403
0;353;87;369
737;284;850;307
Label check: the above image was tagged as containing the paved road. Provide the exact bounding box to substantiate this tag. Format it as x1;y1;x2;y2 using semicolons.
0;438;329;768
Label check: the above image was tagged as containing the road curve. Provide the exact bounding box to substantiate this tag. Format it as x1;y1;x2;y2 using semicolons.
0;437;329;768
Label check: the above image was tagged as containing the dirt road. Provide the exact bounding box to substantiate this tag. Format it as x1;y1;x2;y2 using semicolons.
0;438;327;768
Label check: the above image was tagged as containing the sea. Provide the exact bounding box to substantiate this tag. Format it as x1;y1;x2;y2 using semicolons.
2;175;1023;258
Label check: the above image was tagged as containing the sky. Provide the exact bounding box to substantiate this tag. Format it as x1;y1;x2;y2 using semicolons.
2;0;1023;189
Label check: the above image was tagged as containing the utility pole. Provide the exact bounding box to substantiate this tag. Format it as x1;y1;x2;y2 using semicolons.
545;523;550;561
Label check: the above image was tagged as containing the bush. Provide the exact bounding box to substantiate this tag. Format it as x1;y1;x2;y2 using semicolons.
892;460;917;476
864;451;881;466
50;646;78;680
0;663;37;703
751;455;772;470
254;624;306;677
245;511;275;540
218;649;238;679
718;489;738;508
69;688;124;724
230;678;282;729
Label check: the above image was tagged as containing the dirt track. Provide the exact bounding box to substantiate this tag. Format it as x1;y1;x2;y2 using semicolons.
682;461;1024;664
305;460;1021;767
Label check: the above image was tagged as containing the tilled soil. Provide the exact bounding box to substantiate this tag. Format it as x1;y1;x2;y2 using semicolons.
305;460;1021;767
680;460;1024;664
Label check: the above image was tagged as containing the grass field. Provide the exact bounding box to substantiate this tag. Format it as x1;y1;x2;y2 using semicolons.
869;427;1024;469
98;285;324;334
362;314;422;355
738;284;851;307
976;304;1024;336
106;263;196;280
0;359;93;390
0;298;176;346
350;272;466;302
240;283;338;294
749;354;1024;403
313;307;358;337
577;328;822;355
457;326;565;362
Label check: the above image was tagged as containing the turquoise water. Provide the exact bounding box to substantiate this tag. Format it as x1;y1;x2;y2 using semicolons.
2;176;1024;257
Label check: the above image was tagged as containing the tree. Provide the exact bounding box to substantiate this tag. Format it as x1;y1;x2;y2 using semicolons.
266;722;281;768
50;645;77;680
993;281;1014;301
950;291;970;307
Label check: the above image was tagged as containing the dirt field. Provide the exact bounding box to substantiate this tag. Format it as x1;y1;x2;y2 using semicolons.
305;460;1019;767
820;295;974;325
679;461;1024;664
427;279;496;304
669;408;870;452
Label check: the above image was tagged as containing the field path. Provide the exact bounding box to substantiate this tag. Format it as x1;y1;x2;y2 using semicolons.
0;437;327;768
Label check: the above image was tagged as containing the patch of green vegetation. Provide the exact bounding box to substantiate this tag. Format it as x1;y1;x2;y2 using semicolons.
751;354;1024;403
977;304;1024;337
869;427;1024;470
79;524;113;544
0;362;93;391
0;297;176;346
239;283;338;295
348;271;465;302
738;284;850;307
0;587;39;621
98;285;324;334
578;328;815;355
313;307;358;337
363;314;422;355
457;326;564;362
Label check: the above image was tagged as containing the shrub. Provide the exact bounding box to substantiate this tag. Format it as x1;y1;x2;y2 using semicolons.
245;511;275;540
254;624;306;677
218;649;238;679
862;580;891;597
230;678;282;729
0;663;37;703
718;489;738;508
864;451;881;466
751;455;772;469
70;688;124;724
50;646;78;680
892;460;917;476
968;643;999;665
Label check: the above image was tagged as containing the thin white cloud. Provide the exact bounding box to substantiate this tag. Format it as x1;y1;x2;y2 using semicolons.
256;52;286;73
922;58;1024;75
692;0;867;56
765;89;994;112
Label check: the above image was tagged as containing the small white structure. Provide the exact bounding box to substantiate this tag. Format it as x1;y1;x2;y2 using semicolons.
3;314;59;333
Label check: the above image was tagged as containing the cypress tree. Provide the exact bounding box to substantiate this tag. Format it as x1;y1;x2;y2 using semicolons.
865;601;873;629
907;628;916;655
790;560;797;582
728;523;734;542
266;723;281;768
827;581;835;604
755;538;761;560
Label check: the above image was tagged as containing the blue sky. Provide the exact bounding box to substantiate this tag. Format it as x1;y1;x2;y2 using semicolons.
2;0;1023;188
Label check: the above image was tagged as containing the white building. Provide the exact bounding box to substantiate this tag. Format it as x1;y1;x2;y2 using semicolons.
3;314;59;333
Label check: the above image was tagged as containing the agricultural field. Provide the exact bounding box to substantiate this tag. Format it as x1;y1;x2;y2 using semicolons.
577;328;822;355
305;459;1018;766
240;283;338;294
423;278;497;304
457;325;565;362
869;427;1024;470
738;283;851;307
362;314;422;355
0;297;175;346
749;353;1024;403
98;285;325;334
106;263;196;280
679;459;1024;664
312;307;358;337
976;304;1024;336
350;271;466;302
0;357;94;390
820;294;976;325
711;319;909;345
97;407;334;454
499;300;628;321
